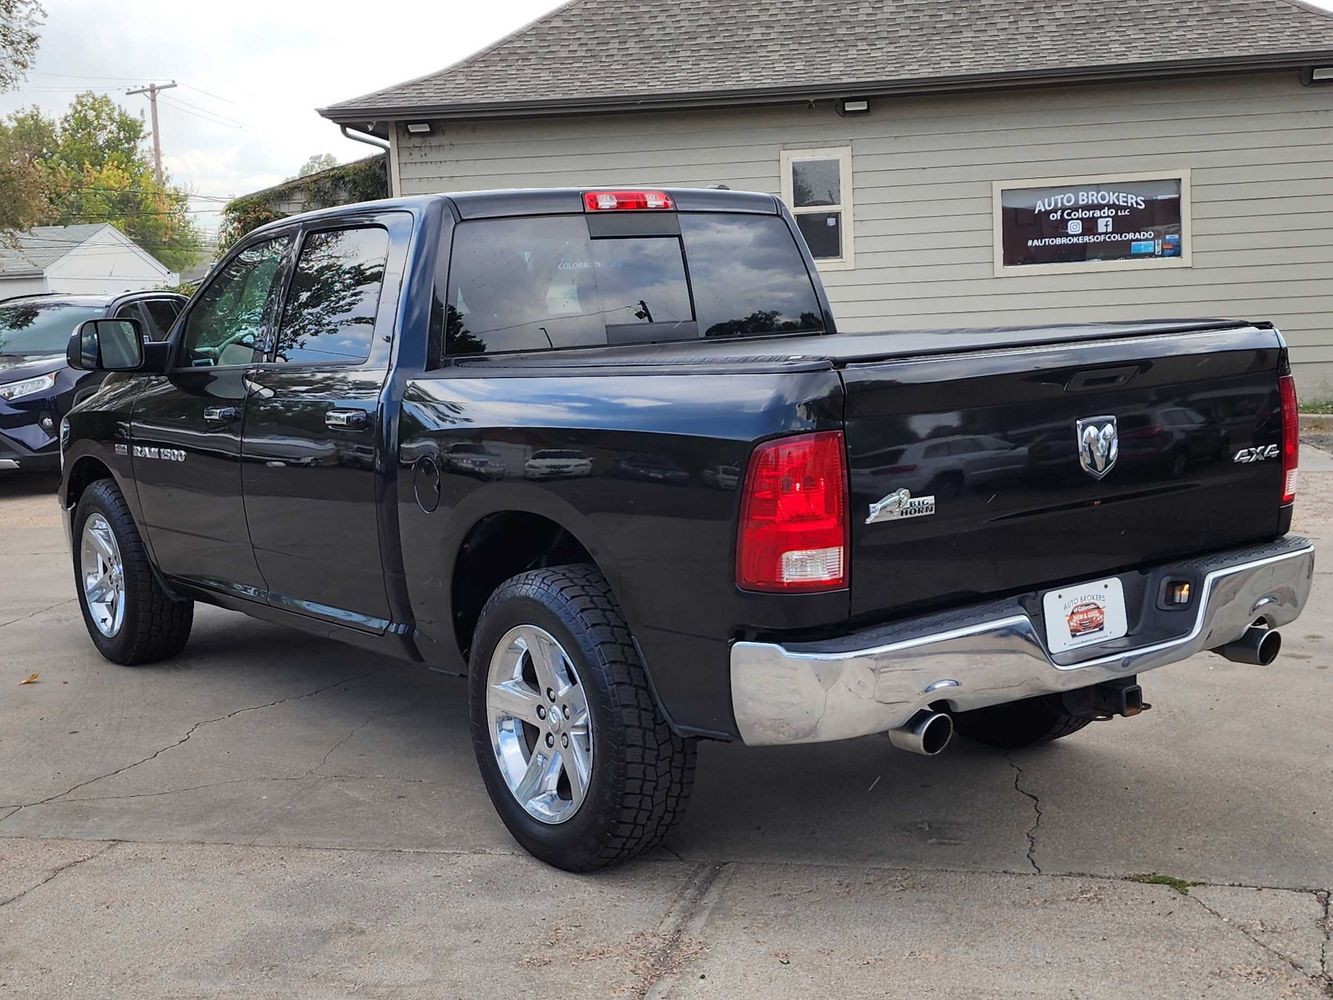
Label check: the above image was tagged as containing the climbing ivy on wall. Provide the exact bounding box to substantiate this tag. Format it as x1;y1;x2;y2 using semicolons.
217;155;388;251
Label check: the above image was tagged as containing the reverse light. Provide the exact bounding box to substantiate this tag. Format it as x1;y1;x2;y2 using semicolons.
0;372;58;401
737;431;848;593
1280;373;1299;504
582;190;674;212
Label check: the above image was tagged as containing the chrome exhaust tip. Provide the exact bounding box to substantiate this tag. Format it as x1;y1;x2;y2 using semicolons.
1212;625;1282;666
888;710;954;756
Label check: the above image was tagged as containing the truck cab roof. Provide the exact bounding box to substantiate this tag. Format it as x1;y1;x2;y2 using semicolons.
246;187;780;237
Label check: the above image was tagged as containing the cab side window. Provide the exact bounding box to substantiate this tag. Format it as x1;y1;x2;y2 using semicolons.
142;299;183;340
179;237;290;368
112;303;145;327
272;226;389;365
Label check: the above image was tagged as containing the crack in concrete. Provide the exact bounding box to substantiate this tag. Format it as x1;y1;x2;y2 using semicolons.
0;667;386;821
0;597;76;629
309;714;378;776
0;841;118;909
639;861;727;1000
1189;889;1333;995
1319;890;1331;984
1005;753;1042;874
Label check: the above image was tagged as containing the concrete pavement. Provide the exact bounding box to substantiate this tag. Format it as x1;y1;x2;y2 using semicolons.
1;464;1330;998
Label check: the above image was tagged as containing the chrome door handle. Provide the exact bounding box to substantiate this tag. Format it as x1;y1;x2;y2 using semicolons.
325;408;369;430
202;405;239;424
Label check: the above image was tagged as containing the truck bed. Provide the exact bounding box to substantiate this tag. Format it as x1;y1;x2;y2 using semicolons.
448;318;1287;627
446;319;1260;373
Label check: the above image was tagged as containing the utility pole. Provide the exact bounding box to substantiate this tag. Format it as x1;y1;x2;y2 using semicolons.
126;81;177;185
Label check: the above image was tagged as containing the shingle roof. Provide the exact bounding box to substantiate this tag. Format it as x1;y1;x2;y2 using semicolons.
321;0;1333;122
0;224;111;277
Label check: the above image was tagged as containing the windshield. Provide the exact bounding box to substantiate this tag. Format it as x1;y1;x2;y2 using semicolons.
0;301;104;356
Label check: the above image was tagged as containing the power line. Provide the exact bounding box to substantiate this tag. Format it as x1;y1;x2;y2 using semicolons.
31;70;149;82
179;82;238;106
158;95;248;132
161;93;246;127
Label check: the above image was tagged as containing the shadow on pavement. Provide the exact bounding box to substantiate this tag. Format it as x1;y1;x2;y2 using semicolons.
0;469;60;500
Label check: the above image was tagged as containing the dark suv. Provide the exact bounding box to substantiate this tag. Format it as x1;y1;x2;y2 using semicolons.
0;291;185;471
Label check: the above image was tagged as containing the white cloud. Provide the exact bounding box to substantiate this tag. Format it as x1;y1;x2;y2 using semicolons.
2;0;567;239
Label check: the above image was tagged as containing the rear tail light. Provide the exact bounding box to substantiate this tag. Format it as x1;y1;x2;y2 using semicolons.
737;431;848;592
582;190;674;212
1280;373;1299;504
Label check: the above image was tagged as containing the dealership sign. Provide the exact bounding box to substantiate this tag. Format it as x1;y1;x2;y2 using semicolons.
997;175;1187;270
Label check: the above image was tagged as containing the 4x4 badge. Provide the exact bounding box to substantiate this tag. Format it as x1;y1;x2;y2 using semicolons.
1076;415;1118;480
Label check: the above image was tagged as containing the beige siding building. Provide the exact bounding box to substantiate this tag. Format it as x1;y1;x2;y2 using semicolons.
322;0;1333;394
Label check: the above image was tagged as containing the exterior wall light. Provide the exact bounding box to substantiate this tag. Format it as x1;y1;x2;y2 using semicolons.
406;122;433;134
838;98;871;115
1305;67;1333;84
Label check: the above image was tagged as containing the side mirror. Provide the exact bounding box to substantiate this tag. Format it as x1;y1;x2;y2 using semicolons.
68;318;145;372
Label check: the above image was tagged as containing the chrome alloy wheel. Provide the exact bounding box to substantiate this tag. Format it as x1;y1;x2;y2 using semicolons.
485;624;593;825
80;513;126;638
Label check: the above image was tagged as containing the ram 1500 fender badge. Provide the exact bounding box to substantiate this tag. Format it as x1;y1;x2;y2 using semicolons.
866;488;935;524
131;445;186;463
1233;444;1279;464
1076;415;1118;480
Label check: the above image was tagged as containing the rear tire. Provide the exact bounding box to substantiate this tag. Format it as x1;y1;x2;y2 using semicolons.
468;564;695;871
952;693;1092;749
73;478;193;665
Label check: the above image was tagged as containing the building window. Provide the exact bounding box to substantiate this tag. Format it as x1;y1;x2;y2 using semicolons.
781;147;854;270
993;170;1191;277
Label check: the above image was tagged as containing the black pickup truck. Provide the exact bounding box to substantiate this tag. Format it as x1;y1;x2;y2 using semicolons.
58;187;1313;871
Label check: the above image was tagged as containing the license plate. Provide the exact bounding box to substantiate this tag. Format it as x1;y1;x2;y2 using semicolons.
1042;577;1128;654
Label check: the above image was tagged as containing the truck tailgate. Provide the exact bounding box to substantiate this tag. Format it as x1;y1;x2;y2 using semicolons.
842;324;1287;620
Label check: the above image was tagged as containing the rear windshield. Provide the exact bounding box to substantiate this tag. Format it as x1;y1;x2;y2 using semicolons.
442;212;824;355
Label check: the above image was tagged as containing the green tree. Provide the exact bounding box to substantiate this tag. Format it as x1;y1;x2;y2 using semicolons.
4;93;204;270
0;0;44;233
295;153;338;178
0;0;42;92
47;92;144;171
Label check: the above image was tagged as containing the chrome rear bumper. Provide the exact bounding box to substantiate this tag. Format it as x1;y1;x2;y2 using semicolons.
730;536;1314;746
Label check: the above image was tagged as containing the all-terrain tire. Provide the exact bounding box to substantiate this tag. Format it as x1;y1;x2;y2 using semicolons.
952;693;1092;749
72;478;193;665
468;564;696;871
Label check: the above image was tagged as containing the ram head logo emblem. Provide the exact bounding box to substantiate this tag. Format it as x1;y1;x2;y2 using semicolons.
1076;415;1118;480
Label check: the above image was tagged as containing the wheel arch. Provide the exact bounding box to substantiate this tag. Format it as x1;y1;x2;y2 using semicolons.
445;489;633;665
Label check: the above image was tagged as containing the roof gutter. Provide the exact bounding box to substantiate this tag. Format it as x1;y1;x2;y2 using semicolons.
319;50;1333;127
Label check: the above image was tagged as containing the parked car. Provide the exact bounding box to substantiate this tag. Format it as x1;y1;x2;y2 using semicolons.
0;291;185;471
58;188;1312;872
863;433;1028;498
523;448;593;480
444;441;506;480
701;463;740;490
609;453;690;485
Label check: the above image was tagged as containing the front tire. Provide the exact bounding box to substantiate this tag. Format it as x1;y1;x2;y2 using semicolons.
468;565;695;871
73;478;193;665
952;693;1092;749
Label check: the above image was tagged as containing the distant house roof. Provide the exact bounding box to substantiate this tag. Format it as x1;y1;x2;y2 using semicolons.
321;0;1333;125
0;224;117;278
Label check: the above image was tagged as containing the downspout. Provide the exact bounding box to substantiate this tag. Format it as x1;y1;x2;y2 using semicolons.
340;123;390;150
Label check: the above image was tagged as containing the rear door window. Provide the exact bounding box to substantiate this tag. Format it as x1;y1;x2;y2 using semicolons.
444;212;823;355
273;226;390;365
